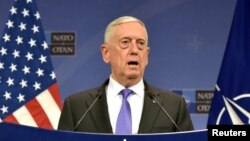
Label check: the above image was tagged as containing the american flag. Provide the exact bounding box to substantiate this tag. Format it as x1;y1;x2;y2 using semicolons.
0;0;62;129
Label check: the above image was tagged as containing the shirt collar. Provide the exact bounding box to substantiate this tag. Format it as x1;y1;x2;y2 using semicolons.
108;76;144;97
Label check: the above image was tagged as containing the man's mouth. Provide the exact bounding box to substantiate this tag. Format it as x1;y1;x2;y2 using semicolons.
128;61;139;66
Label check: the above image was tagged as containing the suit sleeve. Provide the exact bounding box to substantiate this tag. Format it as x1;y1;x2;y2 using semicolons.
57;98;75;131
176;97;194;131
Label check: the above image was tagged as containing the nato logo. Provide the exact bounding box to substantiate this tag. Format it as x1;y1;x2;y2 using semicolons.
215;94;250;125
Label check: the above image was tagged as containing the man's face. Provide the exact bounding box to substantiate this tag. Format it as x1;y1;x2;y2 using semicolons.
102;22;150;86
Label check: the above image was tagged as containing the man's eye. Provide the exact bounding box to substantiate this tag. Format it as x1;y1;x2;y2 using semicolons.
120;39;130;48
137;41;146;49
139;41;145;45
122;40;130;44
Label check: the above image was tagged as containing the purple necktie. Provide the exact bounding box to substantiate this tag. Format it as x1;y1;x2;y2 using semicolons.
115;89;133;134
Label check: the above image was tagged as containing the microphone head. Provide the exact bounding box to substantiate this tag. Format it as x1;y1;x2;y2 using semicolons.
148;93;155;99
96;89;104;99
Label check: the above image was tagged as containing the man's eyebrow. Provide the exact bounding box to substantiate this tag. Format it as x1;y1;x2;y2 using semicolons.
120;37;131;39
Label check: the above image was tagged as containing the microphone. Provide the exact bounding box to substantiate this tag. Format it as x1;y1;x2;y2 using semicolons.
149;94;180;131
73;92;102;131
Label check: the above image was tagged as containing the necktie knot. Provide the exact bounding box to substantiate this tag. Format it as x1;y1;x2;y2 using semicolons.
121;88;132;99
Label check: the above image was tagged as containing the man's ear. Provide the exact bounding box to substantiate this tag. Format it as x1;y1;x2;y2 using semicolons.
145;46;150;66
101;44;110;63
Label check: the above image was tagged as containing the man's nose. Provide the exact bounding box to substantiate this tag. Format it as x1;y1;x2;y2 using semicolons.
130;41;139;53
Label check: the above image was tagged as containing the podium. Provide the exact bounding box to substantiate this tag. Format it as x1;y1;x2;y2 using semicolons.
0;123;207;141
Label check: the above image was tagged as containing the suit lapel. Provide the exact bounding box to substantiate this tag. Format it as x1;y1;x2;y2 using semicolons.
87;81;113;133
138;83;161;133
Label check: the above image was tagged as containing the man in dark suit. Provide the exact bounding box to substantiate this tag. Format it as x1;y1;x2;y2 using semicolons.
57;16;194;134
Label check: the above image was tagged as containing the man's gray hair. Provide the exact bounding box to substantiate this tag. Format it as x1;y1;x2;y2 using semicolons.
104;16;148;43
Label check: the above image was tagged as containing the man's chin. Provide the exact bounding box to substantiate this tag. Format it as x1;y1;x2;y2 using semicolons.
126;73;140;80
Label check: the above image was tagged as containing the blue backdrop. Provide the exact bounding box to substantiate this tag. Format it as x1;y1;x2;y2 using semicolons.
0;0;237;130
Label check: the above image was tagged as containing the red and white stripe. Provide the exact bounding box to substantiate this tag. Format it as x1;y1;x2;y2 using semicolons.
2;83;62;129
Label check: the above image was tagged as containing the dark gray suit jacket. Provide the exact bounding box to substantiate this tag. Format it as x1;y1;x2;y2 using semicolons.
57;79;194;133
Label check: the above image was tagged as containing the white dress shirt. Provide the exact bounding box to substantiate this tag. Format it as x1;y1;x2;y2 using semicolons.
106;76;145;134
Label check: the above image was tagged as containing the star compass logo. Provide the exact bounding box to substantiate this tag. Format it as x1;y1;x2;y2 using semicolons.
216;94;250;125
